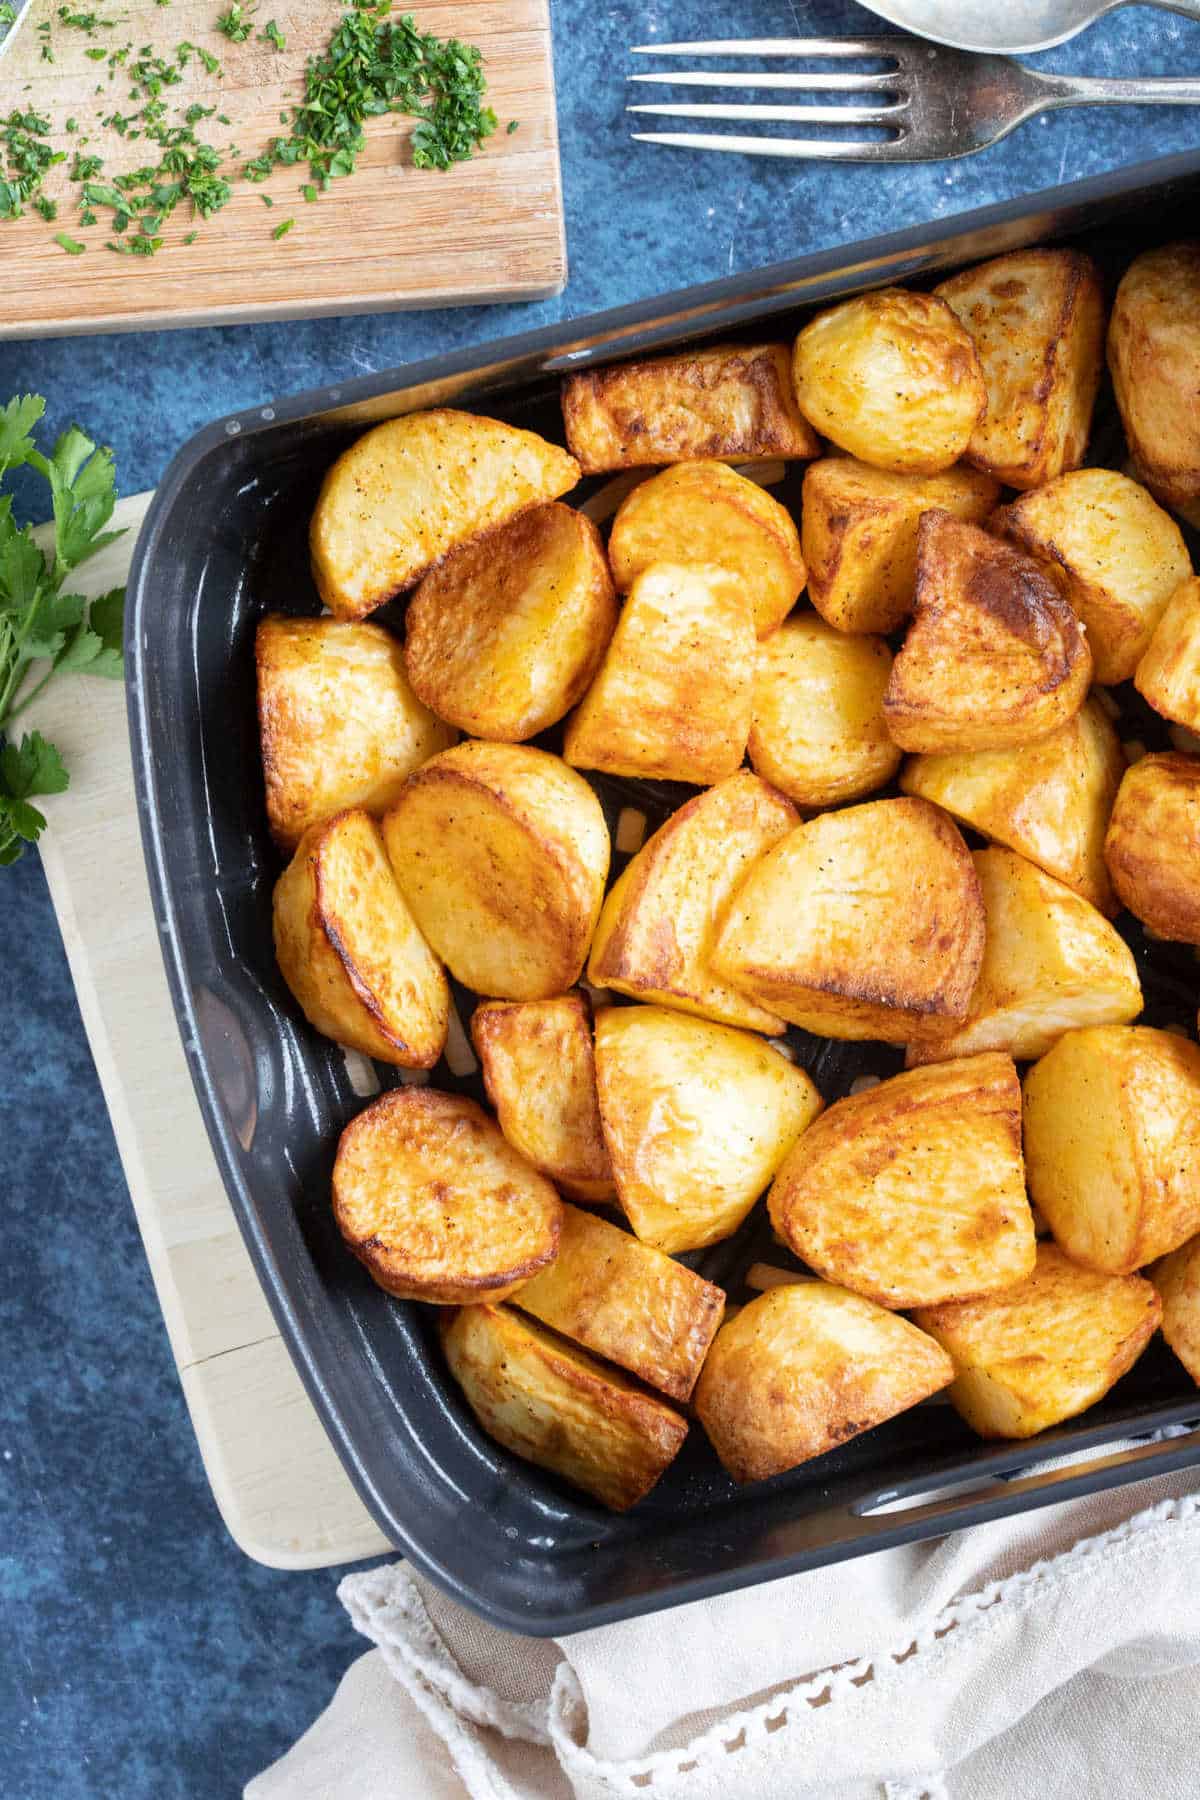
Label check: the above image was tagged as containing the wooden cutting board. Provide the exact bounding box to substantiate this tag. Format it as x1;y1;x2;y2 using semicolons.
2;0;564;337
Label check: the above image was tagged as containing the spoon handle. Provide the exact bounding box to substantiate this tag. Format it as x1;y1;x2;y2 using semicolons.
1144;0;1200;19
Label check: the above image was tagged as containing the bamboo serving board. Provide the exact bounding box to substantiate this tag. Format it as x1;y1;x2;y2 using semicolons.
2;0;564;336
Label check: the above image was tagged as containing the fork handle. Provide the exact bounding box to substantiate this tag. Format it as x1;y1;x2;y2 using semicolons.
1033;69;1200;107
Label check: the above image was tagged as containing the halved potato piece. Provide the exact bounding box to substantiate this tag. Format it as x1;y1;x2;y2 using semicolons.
403;503;617;741
802;458;1001;635
471;993;614;1202
748;616;901;806
907;849;1141;1067
1150;1235;1200;1385
901;696;1124;916
333;1088;562;1304
1136;578;1200;732
1104;751;1200;943
768;1054;1034;1310
513;1203;724;1402
934;249;1105;489
883;510;1091;754
588;770;798;1034
1107;241;1200;515
594;1005;822;1255
442;1304;686;1511
310;410;580;620
562;562;755;785
382;741;609;1000
561;343;819;474
694;1282;953;1484
914;1243;1161;1440
1023;1025;1200;1274
607;461;805;638
711;796;984;1043
256;615;455;851
995;468;1193;684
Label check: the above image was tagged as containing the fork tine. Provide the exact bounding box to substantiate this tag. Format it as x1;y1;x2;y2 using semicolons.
630;130;902;160
627;101;903;124
628;69;902;91
629;38;905;58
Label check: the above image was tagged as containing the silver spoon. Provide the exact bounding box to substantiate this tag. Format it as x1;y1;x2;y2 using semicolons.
858;0;1200;54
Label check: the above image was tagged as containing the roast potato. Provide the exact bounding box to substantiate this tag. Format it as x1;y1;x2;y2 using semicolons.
256;615;454;851
711;796;985;1043
748;616;901;806
442;1303;687;1511
995;468;1193;685
1135;577;1200;734
333;1088;562;1304
403;503;617;741
594;1005;822;1255
561;343;819;474
562;562;755;785
1150;1234;1200;1386
1104;751;1200;943
310;410;581;620
694;1283;953;1484
588;770;798;1033
1023;1025;1200;1274
914;1243;1160;1440
382;741;609;1000
1107;241;1200;514
471;993;614;1202
934;249;1105;489
901;696;1124;915
883;510;1091;754
792;288;987;474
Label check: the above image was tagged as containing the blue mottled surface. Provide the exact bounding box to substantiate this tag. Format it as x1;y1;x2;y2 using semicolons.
0;1;1196;1793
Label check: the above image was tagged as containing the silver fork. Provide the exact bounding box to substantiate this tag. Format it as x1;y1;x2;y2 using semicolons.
628;37;1200;160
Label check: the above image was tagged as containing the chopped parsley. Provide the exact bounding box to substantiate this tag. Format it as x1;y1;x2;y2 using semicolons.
55;230;86;252
215;0;254;40
258;17;283;50
270;214;292;238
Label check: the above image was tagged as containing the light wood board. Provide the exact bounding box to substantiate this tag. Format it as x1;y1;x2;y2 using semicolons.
3;0;565;336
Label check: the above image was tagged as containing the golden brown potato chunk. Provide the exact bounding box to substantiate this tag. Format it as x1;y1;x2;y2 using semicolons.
711;796;984;1043
588;770;798;1033
749;616;901;806
792;288;987;475
914;1244;1160;1440
1150;1235;1200;1386
562;562;755;785
310;410;580;620
256;615;455;851
1024;1025;1200;1274
883;510;1091;754
995;468;1193;684
382;741;609;1000
934;249;1104;490
402;503;617;741
1135;578;1200;734
471;993;613;1202
694;1283;953;1484
901;696;1124;916
513;1203;724;1402
442;1304;687;1511
1104;751;1200;943
1108;241;1200;514
594;1005;822;1255
333;1089;562;1305
802;458;1001;636
561;343;819;474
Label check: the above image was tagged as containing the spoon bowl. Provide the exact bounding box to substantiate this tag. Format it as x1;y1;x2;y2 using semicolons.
858;0;1200;55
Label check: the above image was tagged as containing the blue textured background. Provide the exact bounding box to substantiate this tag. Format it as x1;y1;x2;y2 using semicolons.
1;1;1197;1793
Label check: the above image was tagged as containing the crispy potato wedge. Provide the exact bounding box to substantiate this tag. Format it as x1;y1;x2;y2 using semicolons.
513;1203;724;1401
442;1304;686;1511
471;993;614;1202
1136;578;1200;734
1104;751;1200;943
333;1088;562;1304
907;849;1141;1067
694;1283;953;1484
595;1005;822;1255
382;741;609;1000
914;1244;1160;1440
901;696;1124;915
403;503;617;742
792;288;987;474
1108;241;1200;514
711;796;984;1043
1150;1235;1200;1386
607;460;805;639
883;510;1091;754
588;771;799;1033
1024;1025;1200;1274
310;410;581;620
256;615;455;851
995;468;1193;685
562;562;755;785
802;458;1001;636
934;249;1105;490
749;616;901;806
561;343;819;475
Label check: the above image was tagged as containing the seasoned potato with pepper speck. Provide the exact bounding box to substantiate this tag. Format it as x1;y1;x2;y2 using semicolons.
749;615;901;806
1135;578;1200;735
1150;1235;1200;1388
1108;241;1200;515
1104;751;1200;944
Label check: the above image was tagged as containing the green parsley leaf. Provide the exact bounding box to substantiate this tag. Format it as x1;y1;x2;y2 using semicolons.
55;231;87;253
271;215;293;239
